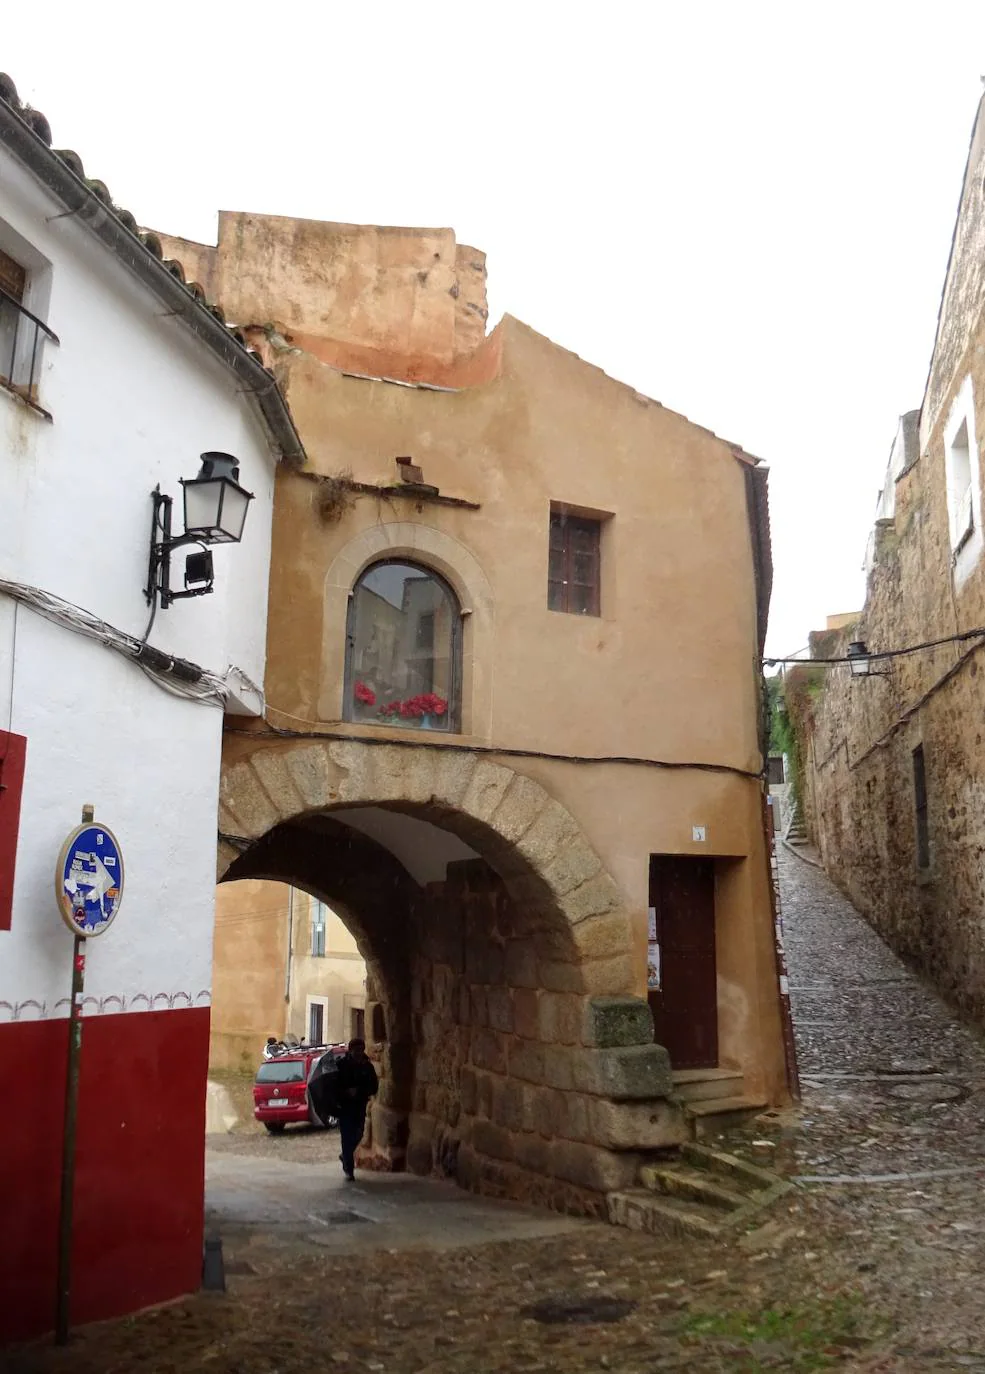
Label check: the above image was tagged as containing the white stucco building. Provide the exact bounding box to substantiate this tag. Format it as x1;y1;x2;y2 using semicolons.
0;74;303;1341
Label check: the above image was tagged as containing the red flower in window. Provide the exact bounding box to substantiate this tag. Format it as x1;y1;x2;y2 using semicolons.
354;680;376;706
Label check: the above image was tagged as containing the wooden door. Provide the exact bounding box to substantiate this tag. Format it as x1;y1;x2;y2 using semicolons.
648;856;718;1069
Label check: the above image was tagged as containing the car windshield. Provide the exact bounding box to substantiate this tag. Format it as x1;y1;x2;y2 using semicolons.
256;1061;306;1084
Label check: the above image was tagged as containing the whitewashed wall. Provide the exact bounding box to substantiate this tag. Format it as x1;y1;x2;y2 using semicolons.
0;146;277;1019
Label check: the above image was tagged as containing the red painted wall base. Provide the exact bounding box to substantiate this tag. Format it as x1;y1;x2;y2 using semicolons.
0;1006;210;1345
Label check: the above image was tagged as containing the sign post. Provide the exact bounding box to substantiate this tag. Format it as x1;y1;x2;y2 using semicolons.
54;805;124;1346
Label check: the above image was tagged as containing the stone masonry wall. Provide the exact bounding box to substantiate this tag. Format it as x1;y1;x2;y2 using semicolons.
361;859;685;1209
790;132;985;1023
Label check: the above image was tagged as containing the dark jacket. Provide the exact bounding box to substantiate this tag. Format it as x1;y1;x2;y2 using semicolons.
335;1053;378;1110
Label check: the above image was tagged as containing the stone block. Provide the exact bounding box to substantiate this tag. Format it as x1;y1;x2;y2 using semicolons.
557;1091;591;1144
460;1066;478;1116
587;1098;687;1150
516;800;581;871
542;839;603;898
429;750;478;809
284;743;342;808
491;1077;526;1133
476;1071;494;1119
504;940;539;990
251;749;304;820
513;988;540;1041
462;760;514;822
425;1085;449;1120
582;996;654;1049
220;761;280;838
512;1132;552;1177
469;1027;508;1077
471;1117;515;1164
406;1136;434;1176
371;1104;409;1149
537;992;582;1046
573;1044;673;1100
508;1037;546;1085
486;986;514;1035
562;872;623;925
491;774;549;843
543;1045;577;1091
469;985;488;1027
466;941;505;986
580;955;636;995
530;1086;564;1138
573;913;633;961
539;960;584;993
549;1139;641;1193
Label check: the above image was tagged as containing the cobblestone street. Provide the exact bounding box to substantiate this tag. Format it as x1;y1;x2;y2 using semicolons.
10;847;985;1372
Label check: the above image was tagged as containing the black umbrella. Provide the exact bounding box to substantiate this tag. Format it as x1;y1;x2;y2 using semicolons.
307;1049;344;1127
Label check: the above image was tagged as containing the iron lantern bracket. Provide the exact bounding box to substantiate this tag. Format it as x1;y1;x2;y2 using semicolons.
144;486;214;610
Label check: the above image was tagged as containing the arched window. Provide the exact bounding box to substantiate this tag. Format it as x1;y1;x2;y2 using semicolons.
345;560;460;732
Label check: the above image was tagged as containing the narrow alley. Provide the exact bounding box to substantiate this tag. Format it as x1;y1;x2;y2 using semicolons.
11;849;985;1373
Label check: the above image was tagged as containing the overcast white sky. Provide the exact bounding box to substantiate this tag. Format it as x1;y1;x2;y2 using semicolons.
7;3;985;656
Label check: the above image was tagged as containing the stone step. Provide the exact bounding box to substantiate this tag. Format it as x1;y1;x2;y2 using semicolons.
607;1188;723;1239
681;1141;785;1196
672;1068;745;1103
639;1162;748;1212
684;1094;768;1140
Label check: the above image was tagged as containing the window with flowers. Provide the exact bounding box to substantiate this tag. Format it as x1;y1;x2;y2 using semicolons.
345;560;459;731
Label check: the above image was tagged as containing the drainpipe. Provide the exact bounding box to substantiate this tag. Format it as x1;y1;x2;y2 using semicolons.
284;886;294;1033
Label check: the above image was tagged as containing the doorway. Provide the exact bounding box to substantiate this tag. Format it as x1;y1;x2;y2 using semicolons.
307;997;326;1046
648;855;718;1069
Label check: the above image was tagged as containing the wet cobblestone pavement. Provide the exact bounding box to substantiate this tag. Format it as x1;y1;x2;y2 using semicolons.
10;849;985;1371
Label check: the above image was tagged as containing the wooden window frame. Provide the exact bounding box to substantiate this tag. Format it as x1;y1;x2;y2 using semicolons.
0;730;27;931
548;511;601;616
343;559;462;732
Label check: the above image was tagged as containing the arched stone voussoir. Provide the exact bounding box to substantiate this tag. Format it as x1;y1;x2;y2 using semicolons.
219;759;282;838
219;736;633;955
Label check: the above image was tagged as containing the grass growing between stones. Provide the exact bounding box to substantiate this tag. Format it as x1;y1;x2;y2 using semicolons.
679;1294;884;1370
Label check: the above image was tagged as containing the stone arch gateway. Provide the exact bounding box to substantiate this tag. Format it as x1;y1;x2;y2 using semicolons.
218;735;683;1210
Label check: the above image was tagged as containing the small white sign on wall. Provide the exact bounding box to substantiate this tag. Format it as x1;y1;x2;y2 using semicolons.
692;826;707;843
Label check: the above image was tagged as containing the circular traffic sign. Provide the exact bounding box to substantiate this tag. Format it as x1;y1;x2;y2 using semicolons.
56;822;125;938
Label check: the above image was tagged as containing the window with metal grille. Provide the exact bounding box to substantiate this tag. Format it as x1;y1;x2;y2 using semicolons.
548;512;601;616
0;244;56;416
913;744;930;869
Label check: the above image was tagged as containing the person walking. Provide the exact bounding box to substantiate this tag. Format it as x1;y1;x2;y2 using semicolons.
335;1038;378;1181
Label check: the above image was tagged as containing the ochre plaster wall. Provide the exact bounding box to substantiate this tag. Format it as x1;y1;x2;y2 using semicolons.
210;878;288;1071
202;211;786;1119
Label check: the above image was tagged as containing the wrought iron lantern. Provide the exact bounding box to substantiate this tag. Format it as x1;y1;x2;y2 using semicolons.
145;452;254;610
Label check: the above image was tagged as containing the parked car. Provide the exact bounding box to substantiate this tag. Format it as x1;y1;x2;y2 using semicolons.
252;1043;346;1134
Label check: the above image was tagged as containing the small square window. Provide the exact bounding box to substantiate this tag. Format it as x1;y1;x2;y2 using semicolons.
548;511;601;616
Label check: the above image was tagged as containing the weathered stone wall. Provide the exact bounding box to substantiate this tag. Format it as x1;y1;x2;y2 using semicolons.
790;94;985;1023
364;859;684;1207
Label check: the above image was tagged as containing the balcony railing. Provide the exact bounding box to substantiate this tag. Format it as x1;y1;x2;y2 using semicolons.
0;285;58;419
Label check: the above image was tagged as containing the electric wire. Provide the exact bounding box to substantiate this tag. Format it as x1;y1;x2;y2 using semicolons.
0;578;232;707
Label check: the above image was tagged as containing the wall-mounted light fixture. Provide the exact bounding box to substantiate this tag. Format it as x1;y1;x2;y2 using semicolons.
847;640;889;678
145;452;254;610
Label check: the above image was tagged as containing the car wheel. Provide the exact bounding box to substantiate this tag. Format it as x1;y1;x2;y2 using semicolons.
264;1122;286;1134
307;1104;326;1130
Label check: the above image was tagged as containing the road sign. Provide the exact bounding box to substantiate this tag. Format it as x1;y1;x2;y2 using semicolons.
55;822;124;938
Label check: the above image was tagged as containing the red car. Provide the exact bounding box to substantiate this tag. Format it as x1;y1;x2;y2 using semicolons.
252;1045;345;1133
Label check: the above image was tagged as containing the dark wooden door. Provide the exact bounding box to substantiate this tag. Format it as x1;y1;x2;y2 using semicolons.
647;856;718;1069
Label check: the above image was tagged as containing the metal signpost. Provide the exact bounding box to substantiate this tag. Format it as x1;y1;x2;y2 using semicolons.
54;805;124;1345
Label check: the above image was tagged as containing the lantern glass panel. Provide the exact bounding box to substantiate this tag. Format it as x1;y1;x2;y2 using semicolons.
183;478;224;539
216;481;251;542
